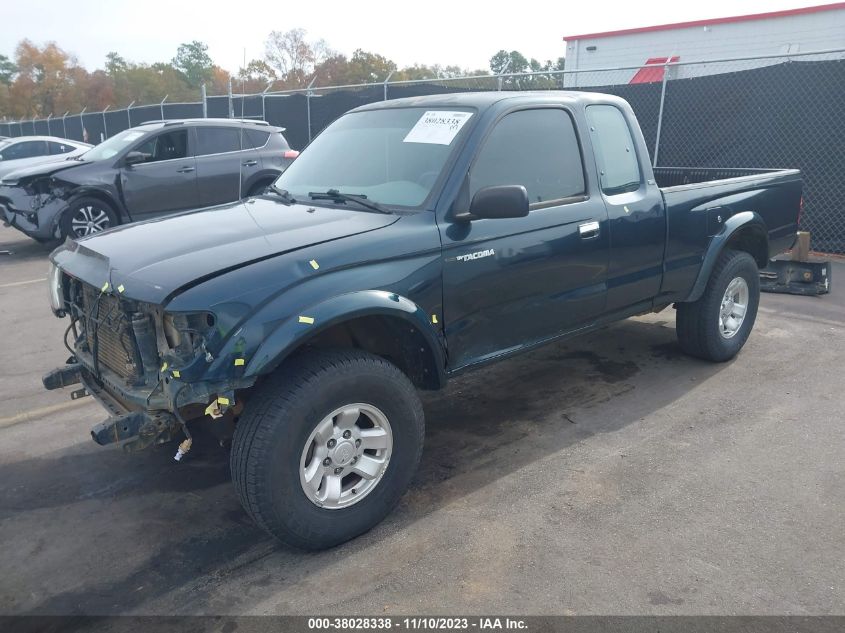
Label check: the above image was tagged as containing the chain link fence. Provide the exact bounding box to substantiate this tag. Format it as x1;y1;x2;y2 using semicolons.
2;49;843;253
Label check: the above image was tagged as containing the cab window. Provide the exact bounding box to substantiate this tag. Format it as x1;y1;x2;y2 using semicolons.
470;109;585;208
586;105;641;195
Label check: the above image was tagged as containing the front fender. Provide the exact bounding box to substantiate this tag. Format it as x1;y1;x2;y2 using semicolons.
685;210;767;302
243;290;446;382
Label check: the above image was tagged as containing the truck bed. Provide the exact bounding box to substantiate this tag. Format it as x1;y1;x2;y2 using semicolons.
653;166;784;189
654;166;802;304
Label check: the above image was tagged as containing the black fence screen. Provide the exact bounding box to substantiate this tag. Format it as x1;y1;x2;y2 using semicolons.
2;57;843;252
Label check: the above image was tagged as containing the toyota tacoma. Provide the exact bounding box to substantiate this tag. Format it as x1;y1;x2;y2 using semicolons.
43;92;802;549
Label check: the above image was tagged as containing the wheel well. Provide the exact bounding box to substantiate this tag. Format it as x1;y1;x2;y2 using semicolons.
726;225;768;268
293;315;443;390
67;191;120;218
247;177;275;196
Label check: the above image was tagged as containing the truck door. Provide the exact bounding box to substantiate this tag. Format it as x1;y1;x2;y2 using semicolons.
120;129;198;220
440;107;609;371
585;104;666;312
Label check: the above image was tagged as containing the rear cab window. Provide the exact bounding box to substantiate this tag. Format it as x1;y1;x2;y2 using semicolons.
585;105;642;195
470;108;586;209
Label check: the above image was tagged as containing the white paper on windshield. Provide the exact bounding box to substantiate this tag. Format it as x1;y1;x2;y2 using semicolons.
403;111;473;145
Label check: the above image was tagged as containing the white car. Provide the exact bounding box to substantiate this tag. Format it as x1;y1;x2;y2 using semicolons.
0;136;92;179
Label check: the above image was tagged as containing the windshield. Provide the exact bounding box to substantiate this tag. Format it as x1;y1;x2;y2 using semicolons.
274;107;474;208
80;128;152;162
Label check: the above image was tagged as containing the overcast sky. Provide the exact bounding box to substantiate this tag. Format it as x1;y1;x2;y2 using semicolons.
2;0;833;72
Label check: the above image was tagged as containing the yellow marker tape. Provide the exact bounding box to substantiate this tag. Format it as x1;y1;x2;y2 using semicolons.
234;358;245;366
298;316;315;324
431;314;438;324
101;282;109;292
309;259;320;270
160;362;168;372
172;370;181;378
217;396;230;406
117;284;125;293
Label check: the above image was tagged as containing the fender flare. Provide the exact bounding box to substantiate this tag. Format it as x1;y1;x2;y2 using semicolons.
684;210;767;302
244;290;447;387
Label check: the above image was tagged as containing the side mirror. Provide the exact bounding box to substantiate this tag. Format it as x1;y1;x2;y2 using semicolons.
124;151;147;166
455;185;529;221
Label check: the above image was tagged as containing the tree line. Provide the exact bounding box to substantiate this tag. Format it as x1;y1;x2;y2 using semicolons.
0;29;565;119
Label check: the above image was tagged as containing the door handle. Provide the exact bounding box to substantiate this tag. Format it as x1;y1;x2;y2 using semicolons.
242;160;258;167
578;220;600;239
177;166;195;173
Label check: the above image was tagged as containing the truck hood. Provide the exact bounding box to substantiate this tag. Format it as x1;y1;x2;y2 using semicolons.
51;197;400;304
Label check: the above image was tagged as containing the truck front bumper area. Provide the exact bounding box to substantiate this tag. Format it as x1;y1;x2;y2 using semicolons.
42;361;182;452
43;357;255;452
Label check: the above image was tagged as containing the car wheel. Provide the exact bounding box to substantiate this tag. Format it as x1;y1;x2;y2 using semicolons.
230;348;425;550
60;197;119;240
676;249;760;362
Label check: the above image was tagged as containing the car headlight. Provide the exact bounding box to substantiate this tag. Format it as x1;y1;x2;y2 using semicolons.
48;262;64;315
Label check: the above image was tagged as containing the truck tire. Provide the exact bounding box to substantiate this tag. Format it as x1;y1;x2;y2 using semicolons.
230;348;425;550
59;197;119;241
676;249;760;362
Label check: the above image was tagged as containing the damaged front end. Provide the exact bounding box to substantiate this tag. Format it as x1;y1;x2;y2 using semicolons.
0;173;77;241
43;266;254;453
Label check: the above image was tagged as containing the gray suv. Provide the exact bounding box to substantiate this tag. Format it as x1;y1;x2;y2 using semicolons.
0;119;298;243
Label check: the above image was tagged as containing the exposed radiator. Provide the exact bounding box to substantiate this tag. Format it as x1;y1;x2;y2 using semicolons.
81;284;141;383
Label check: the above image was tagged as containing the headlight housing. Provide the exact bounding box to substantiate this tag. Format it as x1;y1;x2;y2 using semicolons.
48;262;64;315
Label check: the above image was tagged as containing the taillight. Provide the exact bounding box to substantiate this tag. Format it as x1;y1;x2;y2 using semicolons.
283;150;299;159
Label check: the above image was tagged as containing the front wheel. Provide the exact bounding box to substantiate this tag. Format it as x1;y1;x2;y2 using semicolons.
230;349;425;550
676;249;761;362
59;197;119;241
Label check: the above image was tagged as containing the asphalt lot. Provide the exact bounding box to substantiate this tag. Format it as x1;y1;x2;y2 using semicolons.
0;223;842;616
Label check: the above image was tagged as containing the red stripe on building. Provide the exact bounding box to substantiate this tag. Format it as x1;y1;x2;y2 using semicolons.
629;56;680;84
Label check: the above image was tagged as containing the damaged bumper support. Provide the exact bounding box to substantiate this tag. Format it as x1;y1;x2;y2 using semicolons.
90;410;181;451
43;359;252;453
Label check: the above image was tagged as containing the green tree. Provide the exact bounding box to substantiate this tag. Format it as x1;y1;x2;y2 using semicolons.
489;50;530;75
104;51;128;76
172;40;213;88
0;54;17;86
263;28;332;88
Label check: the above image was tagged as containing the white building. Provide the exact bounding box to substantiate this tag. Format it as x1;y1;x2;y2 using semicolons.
563;2;845;86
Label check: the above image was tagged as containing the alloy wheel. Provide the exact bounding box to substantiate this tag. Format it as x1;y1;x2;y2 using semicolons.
718;276;749;339
70;204;111;237
299;403;393;509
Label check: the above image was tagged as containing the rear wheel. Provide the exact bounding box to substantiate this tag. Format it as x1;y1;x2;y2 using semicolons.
676;249;760;362
230;349;425;550
60;197;119;241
